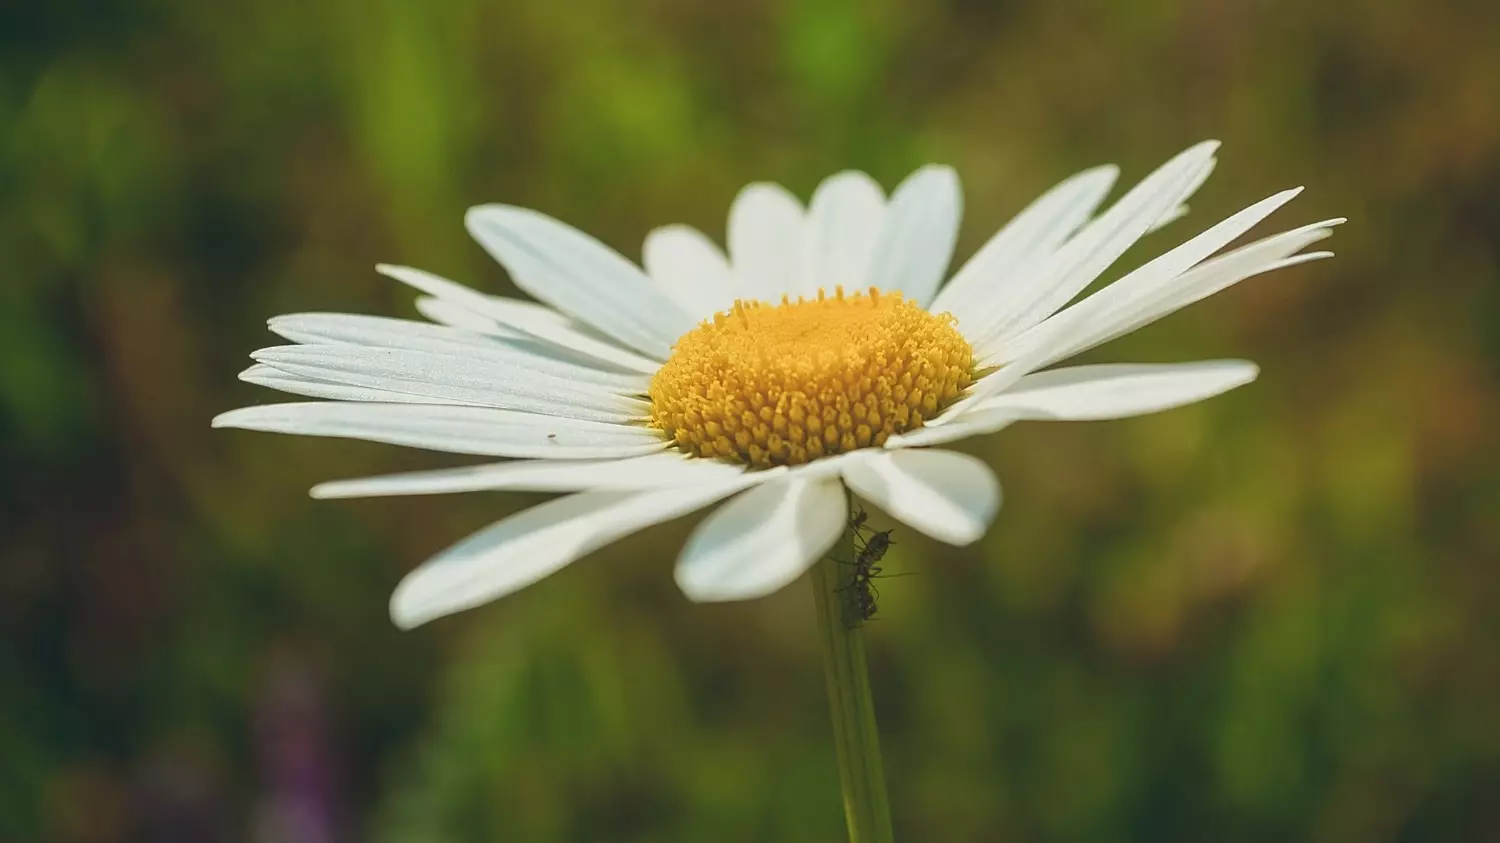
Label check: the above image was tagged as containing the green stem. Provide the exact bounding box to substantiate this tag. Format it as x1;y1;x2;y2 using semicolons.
811;516;895;843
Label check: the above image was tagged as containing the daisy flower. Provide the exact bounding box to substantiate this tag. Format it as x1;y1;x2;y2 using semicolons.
214;141;1338;629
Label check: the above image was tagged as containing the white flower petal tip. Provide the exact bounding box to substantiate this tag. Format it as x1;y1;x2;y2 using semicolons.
308;452;746;500
1294;251;1336;263
729;182;807;302
930;163;1120;320
881;424;1010;450
893;360;1261;450
463;204;696;358
412;295;507;333
804;171;886;298
210;402;668;459
979;360;1261;421
245;344;648;421
642;224;736;320
956;140;1225;353
841;450;1001;546
374;263;663;374
869;164;962;306
391;477;767;629
674;474;846;603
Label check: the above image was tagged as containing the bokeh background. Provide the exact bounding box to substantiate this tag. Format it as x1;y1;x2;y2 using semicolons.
4;1;1499;840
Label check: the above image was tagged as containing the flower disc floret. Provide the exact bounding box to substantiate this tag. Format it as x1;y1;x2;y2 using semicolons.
649;287;975;468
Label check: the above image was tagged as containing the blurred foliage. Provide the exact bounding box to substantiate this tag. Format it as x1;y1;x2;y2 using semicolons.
3;0;1499;841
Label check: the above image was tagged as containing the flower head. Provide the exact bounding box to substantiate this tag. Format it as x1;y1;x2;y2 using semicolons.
214;141;1339;628
650;289;975;465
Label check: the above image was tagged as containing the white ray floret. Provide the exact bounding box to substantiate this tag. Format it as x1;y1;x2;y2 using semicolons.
250;345;649;420
391;477;768;630
311;452;747;499
465;205;698;359
841;450;1000;545
643;225;739;321
213;403;668;459
865;165;962;307
729;182;807;304
804;171;886;301
930;163;1119;323
238;364;472;406
675;474;848;602
378;264;664;373
887;361;1261;449
966;140;1219;346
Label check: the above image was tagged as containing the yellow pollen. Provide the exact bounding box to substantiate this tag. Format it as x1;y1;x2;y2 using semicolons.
649;287;975;468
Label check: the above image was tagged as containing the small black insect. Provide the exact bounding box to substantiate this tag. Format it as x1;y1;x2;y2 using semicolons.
850;530;895;618
859;528;893;563
848;578;880;622
837;506;901;625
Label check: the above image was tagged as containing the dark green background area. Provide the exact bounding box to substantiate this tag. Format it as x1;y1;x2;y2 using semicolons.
3;1;1497;840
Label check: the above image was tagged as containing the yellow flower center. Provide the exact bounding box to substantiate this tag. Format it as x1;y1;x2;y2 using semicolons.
649;287;975;468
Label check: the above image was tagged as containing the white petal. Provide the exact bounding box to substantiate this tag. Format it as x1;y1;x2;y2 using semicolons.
994;220;1341;367
931;164;1118;320
414;296;513;334
893;360;1258;448
867;165;962;307
728;182;806;303
240;364;469;405
264;316;650;391
803;171;886;298
251;346;647;422
465;205;696;358
642;224;737;321
782;450;876;482
841;450;1000;545
378;264;663;373
270;312;510;352
491;314;663;374
391;476;767;628
267;313;648;391
385;266;579;332
1153;156;1216;231
1149;203;1191;232
883;416;1019;449
975;360;1259;420
971;141;1220;345
311;452;746;498
994;184;1306;349
675;473;846;602
925;346;1054;426
212;402;668;459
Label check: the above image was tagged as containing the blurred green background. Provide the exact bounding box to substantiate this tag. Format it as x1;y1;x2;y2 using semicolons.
4;0;1499;840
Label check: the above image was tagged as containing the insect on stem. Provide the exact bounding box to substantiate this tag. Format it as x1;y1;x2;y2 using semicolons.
837;505;899;627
